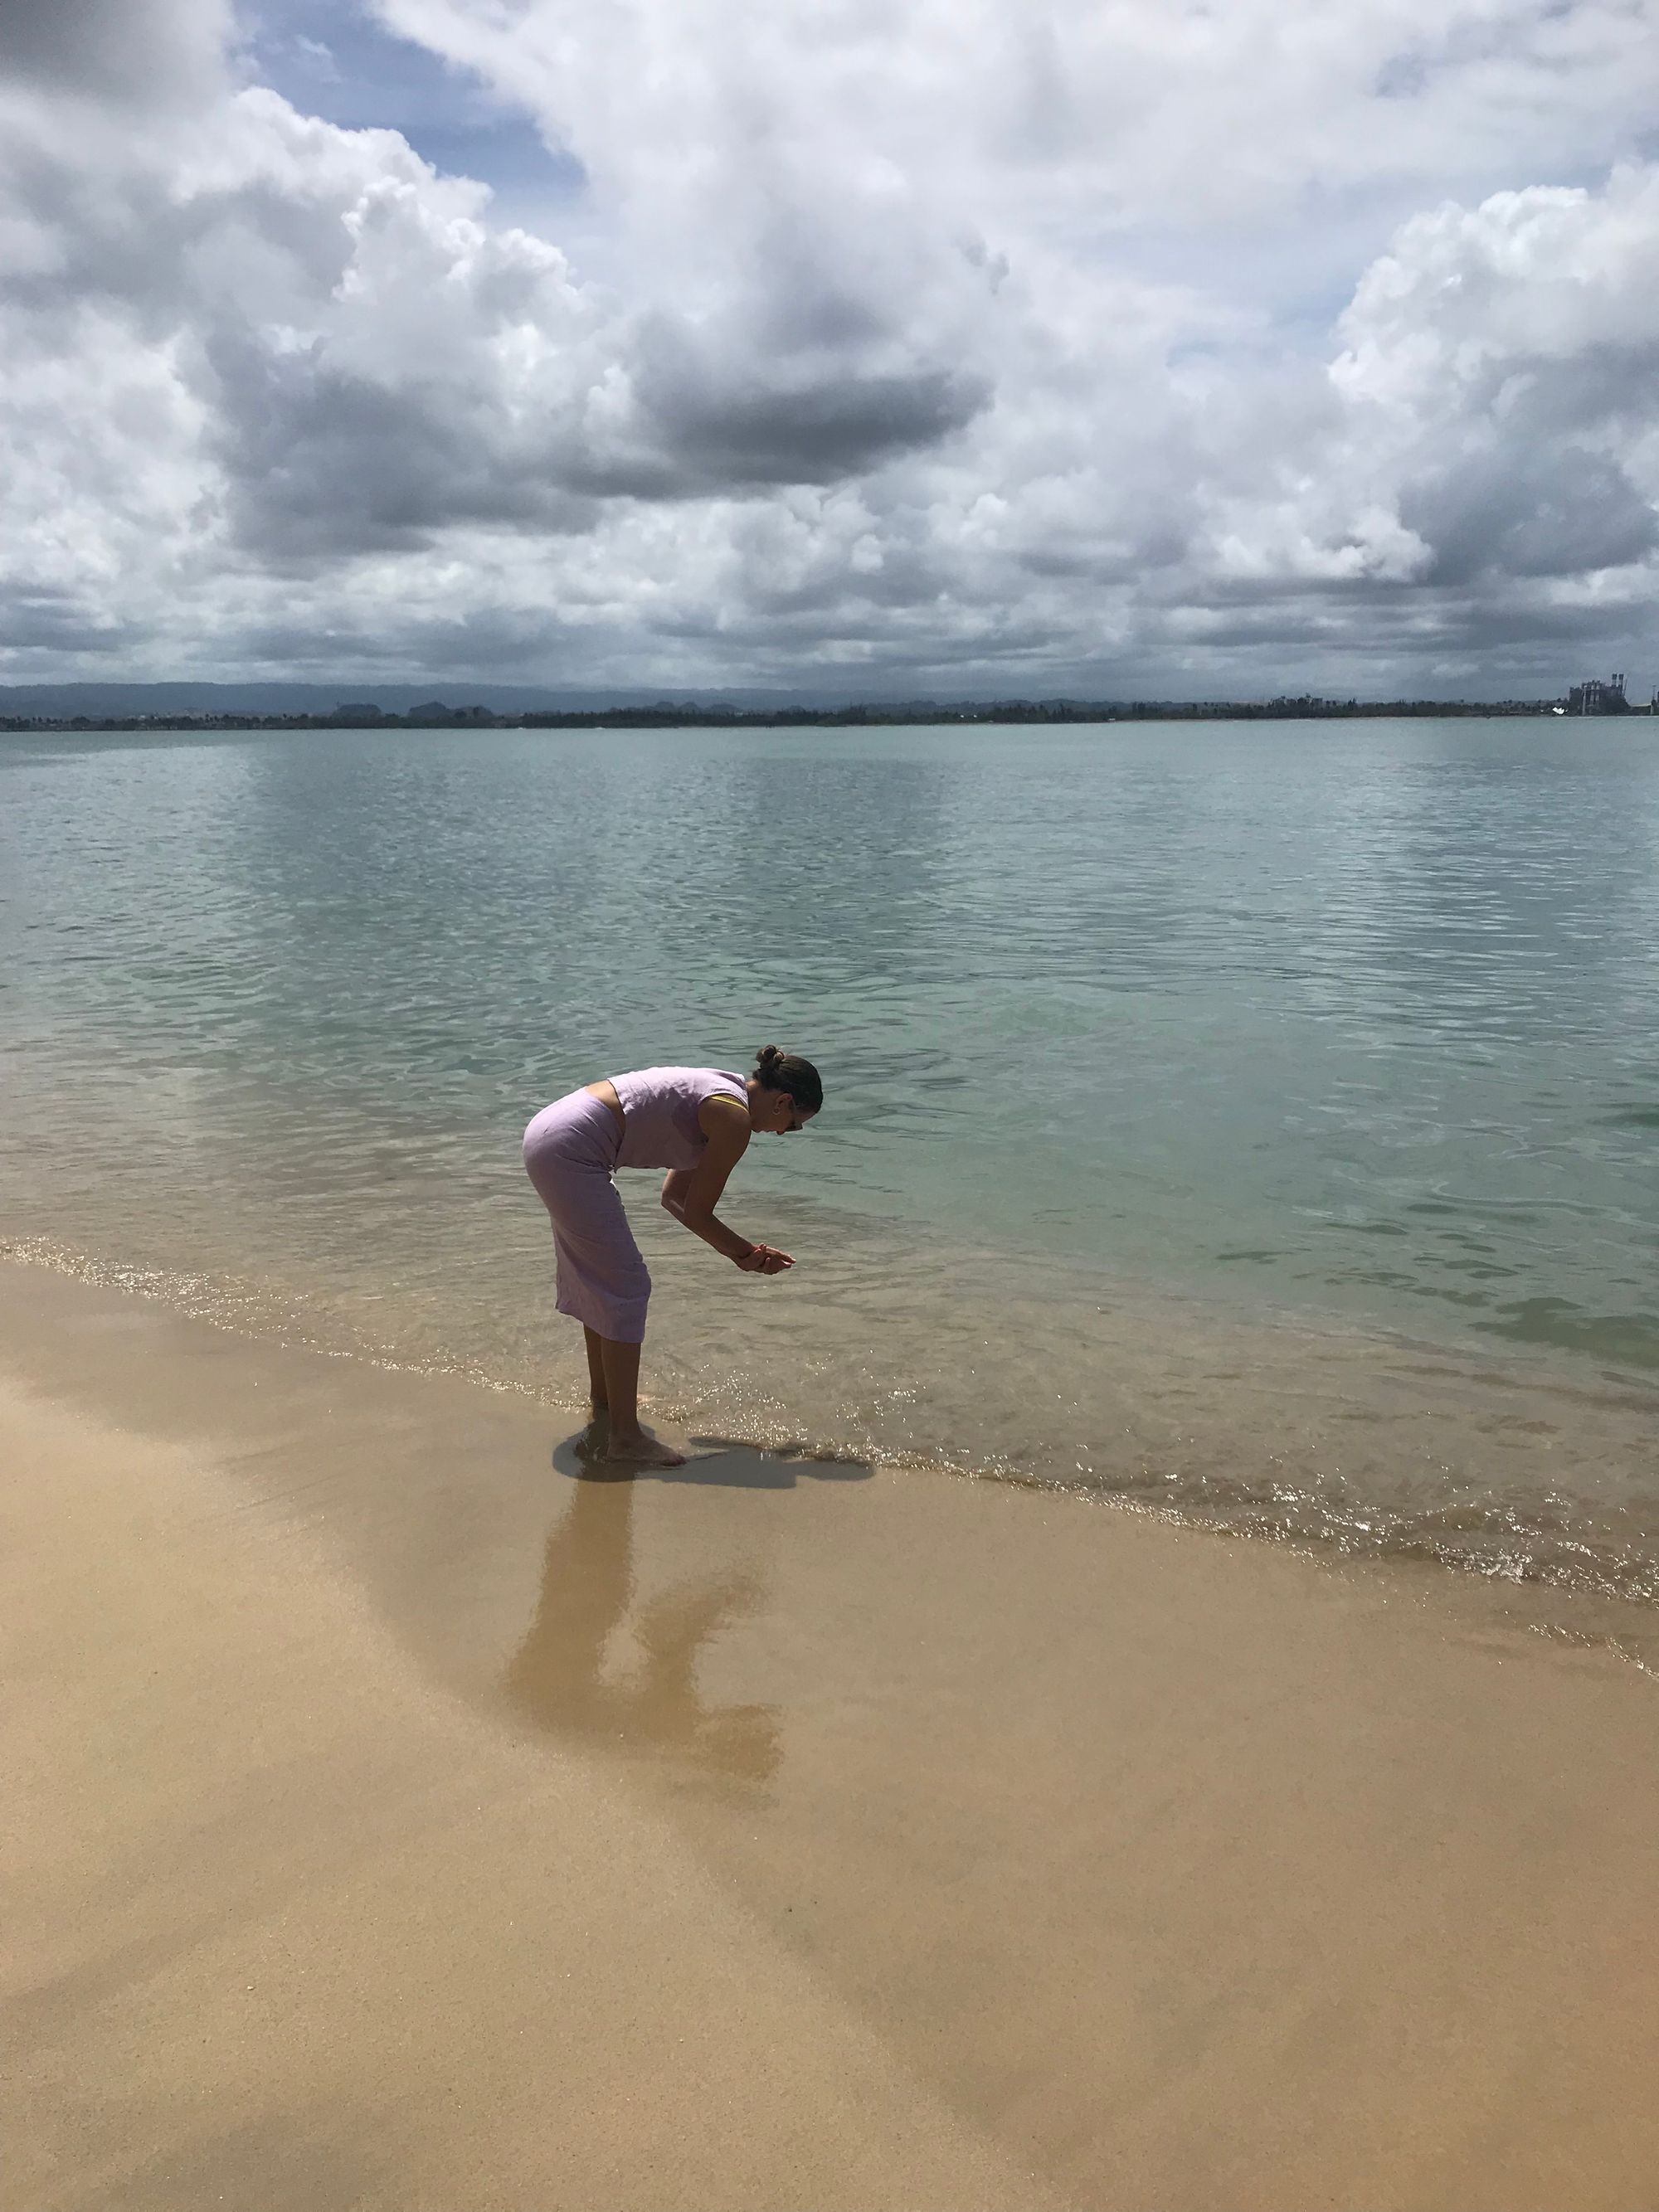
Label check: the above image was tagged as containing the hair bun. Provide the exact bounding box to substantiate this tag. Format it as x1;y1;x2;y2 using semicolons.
750;1044;824;1114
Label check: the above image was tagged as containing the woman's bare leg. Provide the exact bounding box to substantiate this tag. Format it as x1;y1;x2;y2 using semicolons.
598;1335;686;1466
582;1325;609;1412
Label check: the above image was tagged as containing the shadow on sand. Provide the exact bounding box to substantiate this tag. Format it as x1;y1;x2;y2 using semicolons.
503;1422;869;1793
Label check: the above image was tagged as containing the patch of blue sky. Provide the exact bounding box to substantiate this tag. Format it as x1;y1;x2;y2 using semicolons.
1100;217;1385;354
240;0;586;211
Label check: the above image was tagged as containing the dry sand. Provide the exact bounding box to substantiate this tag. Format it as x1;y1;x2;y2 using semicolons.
4;1257;1657;2211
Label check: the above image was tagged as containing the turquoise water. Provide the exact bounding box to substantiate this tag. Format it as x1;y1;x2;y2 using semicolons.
5;720;1659;1616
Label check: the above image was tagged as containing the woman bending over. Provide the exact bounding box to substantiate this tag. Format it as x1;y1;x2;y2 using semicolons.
523;1045;823;1466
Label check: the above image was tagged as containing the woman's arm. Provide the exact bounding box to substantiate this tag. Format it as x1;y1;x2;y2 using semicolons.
669;1099;794;1271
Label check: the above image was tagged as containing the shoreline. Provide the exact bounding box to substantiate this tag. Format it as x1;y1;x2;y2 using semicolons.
7;1223;1659;1655
7;1257;1659;2208
2;705;1586;736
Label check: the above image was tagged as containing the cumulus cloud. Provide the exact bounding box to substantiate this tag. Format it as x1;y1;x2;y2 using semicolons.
1;0;1657;693
1321;170;1659;597
380;0;1659;228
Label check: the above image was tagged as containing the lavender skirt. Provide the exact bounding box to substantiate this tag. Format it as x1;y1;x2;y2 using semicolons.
523;1089;650;1343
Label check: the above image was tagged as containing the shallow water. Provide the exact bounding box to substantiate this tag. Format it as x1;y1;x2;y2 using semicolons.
4;718;1658;1626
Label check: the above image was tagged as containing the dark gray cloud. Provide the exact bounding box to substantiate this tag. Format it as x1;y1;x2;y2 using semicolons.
200;302;987;555
0;587;124;652
620;319;990;493
203;336;601;556
1404;445;1658;585
0;0;225;102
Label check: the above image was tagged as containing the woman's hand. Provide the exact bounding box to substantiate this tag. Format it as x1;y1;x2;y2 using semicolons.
736;1242;794;1274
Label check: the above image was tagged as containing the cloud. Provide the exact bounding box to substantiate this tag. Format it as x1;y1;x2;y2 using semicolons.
0;27;990;571
1401;446;1657;584
377;0;1659;230
0;0;228;104
0;584;124;652
0;0;1657;693
1322;169;1659;594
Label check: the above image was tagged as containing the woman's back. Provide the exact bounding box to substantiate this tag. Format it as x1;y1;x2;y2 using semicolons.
611;1066;747;1170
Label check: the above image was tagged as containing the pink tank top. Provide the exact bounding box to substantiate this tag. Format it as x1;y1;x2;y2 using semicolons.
610;1067;748;1170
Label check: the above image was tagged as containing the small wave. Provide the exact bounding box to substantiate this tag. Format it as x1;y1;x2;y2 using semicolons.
7;1228;1659;1657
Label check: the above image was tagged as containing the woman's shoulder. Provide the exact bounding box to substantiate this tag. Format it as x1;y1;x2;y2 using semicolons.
697;1082;751;1142
674;1066;747;1099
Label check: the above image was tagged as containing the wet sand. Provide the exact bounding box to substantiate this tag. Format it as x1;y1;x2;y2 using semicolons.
5;1257;1658;2210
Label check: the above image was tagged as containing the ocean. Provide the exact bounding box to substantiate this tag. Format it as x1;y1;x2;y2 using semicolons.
5;717;1658;1646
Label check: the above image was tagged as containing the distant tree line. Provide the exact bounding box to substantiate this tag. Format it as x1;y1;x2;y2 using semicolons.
0;693;1608;734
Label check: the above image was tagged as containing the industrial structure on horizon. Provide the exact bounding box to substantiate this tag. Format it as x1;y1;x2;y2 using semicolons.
1566;673;1659;713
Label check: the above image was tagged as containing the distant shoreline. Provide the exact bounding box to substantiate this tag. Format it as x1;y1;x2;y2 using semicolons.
2;697;1636;734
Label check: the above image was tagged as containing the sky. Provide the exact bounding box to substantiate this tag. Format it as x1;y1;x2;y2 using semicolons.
2;0;1657;701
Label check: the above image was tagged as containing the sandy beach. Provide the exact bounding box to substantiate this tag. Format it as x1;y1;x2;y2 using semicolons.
6;1256;1658;2211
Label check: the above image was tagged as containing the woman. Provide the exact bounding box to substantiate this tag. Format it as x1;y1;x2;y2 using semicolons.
523;1045;823;1466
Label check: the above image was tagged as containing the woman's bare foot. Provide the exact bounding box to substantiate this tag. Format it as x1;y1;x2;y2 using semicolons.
605;1424;686;1469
